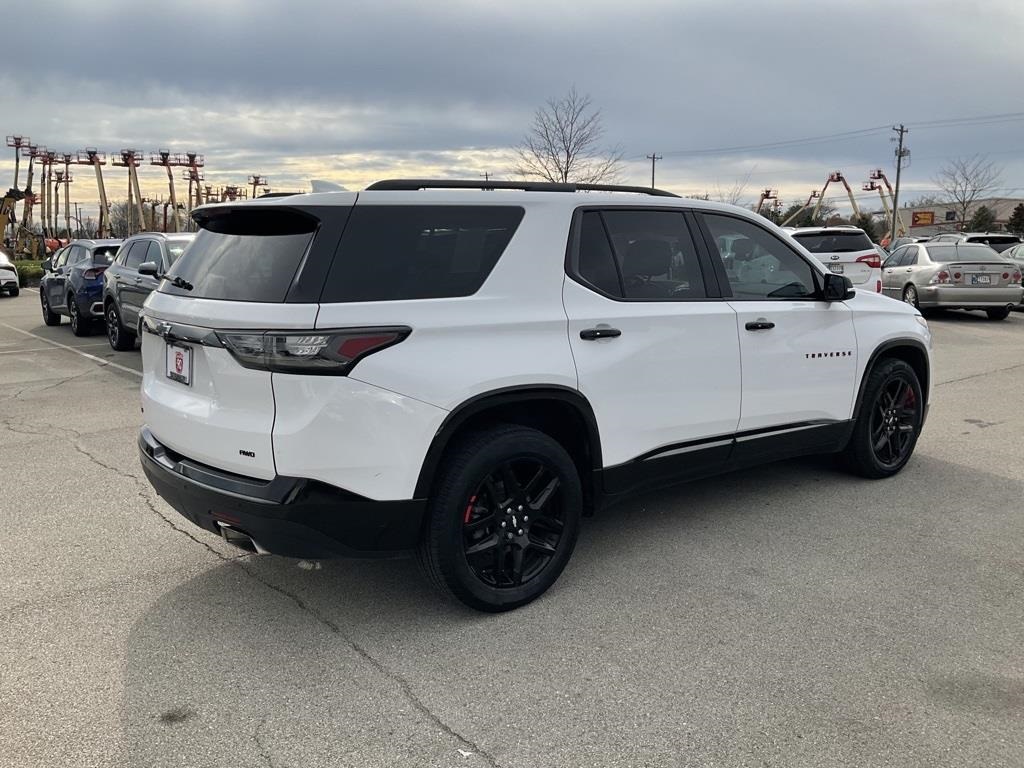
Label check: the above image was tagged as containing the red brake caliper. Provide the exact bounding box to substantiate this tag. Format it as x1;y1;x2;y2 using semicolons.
463;494;477;524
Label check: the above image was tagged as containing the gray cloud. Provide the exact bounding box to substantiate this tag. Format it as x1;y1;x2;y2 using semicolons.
4;0;1024;213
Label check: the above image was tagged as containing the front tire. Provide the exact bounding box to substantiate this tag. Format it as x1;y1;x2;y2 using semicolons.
9;287;19;297
69;296;91;337
106;302;135;350
417;425;582;612
41;291;60;326
842;358;923;479
986;307;1010;321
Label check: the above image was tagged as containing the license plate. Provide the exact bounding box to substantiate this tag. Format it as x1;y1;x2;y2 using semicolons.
971;274;991;285
166;343;192;385
828;264;844;274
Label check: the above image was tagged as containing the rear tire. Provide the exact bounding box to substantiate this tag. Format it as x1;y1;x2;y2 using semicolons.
41;291;60;326
902;284;919;309
69;295;91;337
986;307;1010;321
842;358;923;479
417;424;582;612
106;302;135;350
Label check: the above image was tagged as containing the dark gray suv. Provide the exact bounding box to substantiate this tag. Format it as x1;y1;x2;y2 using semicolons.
102;233;194;350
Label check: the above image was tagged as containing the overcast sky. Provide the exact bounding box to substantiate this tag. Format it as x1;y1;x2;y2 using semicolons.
4;0;1024;221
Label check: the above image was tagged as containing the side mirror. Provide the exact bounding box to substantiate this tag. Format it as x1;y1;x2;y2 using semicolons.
138;261;160;277
822;272;855;301
41;258;52;272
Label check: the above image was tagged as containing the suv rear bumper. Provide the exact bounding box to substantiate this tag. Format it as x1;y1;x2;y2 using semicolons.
138;427;425;558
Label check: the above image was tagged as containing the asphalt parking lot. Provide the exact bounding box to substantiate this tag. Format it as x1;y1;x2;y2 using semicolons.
2;289;1022;768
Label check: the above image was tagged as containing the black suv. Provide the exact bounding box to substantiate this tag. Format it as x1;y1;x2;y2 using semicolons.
102;233;194;350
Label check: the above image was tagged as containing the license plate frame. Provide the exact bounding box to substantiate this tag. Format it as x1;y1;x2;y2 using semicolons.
971;274;991;285
827;263;844;274
166;343;193;386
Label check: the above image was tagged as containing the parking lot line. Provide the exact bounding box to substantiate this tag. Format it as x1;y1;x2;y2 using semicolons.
0;343;112;355
0;322;142;378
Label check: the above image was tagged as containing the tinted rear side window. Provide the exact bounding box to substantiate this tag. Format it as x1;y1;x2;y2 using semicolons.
321;206;524;303
163;209;316;302
792;231;874;253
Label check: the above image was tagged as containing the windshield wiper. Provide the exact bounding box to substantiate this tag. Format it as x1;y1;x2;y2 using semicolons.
170;276;193;291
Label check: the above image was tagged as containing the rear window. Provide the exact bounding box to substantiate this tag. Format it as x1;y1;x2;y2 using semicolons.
92;246;119;265
965;236;1021;253
321;205;524;302
792;231;874;253
163;209;316;302
926;244;1007;263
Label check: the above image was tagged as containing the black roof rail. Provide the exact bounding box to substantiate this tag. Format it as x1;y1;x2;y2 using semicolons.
257;191;300;198
365;178;680;198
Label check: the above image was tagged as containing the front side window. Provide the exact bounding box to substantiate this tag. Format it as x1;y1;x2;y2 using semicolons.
54;247;70;268
702;214;817;299
882;247;906;269
123;241;147;271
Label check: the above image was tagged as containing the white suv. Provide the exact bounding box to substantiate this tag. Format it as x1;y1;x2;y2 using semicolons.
138;180;932;611
785;225;883;294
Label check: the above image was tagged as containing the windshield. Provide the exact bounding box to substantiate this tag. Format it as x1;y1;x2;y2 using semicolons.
927;244;1010;263
965;236;1021;253
165;240;191;265
792;231;873;253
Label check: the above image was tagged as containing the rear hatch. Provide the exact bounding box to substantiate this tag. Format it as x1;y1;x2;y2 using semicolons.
790;230;879;288
928;244;1022;288
140;205;338;479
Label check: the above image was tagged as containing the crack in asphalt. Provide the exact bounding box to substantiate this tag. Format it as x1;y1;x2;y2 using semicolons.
934;361;1024;388
253;716;276;768
243;569;503;768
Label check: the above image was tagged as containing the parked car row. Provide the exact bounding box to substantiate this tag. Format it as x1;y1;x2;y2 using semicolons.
38;233;194;345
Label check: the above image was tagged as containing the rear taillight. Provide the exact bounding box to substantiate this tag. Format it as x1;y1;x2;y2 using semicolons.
1002;272;1010;280
217;327;411;374
856;253;881;269
1013;270;1022;284
83;267;107;279
929;271;951;285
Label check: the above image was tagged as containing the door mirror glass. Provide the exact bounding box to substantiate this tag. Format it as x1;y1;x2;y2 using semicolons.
138;261;160;277
822;272;855;301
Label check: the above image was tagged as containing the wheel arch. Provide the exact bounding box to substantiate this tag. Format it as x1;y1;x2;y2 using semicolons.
853;339;930;421
413;385;603;507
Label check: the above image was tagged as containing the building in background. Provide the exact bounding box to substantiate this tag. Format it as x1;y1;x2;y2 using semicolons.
898;197;1024;236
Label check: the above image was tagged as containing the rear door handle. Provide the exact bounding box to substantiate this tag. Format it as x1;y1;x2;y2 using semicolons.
744;320;775;331
580;327;622;340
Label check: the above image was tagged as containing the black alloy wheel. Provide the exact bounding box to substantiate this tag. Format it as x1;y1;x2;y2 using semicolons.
842;358;923;478
461;458;566;589
106;302;134;350
41;291;60;326
69;296;91;337
418;424;582;612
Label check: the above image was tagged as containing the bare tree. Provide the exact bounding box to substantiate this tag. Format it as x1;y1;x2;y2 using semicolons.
711;168;754;206
933;156;1002;229
512;87;623;184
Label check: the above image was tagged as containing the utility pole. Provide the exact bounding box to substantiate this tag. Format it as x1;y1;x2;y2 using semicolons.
890;124;909;240
646;153;662;189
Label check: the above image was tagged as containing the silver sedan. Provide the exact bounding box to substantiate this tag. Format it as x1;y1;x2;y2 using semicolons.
881;242;1023;320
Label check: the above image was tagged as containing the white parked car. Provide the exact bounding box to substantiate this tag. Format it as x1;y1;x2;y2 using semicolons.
0;249;20;296
138;180;933;611
786;225;883;294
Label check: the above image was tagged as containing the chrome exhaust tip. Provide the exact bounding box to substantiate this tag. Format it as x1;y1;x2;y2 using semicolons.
215;521;270;555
